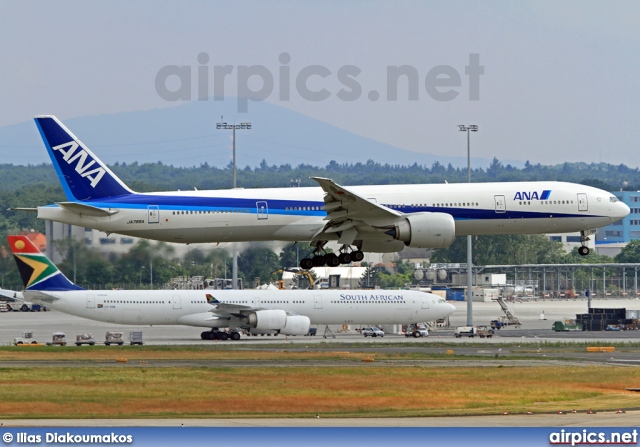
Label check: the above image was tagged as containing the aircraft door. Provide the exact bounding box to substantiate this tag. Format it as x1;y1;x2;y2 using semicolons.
494;195;506;213
172;295;182;309
148;205;159;224
422;296;430;309
577;193;588;211
314;294;323;309
256;201;268;220
86;294;95;309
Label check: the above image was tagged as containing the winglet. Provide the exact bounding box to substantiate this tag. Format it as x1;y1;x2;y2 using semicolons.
205;293;221;304
33;115;133;202
7;235;84;291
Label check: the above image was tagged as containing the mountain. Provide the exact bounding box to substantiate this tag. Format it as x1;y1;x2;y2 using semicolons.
0;100;508;169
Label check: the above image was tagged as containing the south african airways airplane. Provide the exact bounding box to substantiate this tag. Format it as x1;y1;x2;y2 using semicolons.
28;116;628;269
6;235;455;340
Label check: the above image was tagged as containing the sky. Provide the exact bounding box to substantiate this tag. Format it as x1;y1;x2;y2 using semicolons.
0;0;638;167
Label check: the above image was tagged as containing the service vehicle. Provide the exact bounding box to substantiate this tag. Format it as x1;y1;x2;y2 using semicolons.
75;333;96;346
13;331;39;345
361;327;385;337
405;324;428;337
47;332;67;346
104;331;124;346
455;326;477;338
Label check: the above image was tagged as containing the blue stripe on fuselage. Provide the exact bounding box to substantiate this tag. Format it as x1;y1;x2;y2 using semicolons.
45;193;604;220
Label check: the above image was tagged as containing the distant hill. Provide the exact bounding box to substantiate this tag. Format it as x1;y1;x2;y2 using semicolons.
0;99;510;169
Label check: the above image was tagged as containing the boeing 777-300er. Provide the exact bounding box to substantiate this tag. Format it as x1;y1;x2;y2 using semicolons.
6;235;455;340
27;116;629;269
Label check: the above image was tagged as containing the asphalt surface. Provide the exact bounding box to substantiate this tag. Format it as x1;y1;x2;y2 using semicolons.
1;296;639;427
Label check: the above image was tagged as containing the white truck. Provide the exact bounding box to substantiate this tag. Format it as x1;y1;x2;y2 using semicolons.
13;331;39;345
405;324;429;338
455;326;478;338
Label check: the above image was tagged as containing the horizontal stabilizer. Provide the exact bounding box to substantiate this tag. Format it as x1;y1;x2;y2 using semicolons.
8;207;37;212
57;202;119;217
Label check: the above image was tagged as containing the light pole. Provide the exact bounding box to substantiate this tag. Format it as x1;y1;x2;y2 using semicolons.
459;124;478;326
217;117;252;289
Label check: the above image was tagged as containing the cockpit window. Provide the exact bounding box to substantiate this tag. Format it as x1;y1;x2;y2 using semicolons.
610;196;619;203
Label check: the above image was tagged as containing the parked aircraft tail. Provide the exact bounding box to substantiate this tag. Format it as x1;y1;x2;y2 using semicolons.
7;235;84;291
34;116;133;201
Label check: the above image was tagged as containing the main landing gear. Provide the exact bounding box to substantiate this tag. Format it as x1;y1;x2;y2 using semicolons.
201;329;241;341
578;230;591;256
299;243;364;269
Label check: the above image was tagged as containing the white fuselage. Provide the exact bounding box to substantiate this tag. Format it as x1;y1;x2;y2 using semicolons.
37;181;629;245
23;289;455;328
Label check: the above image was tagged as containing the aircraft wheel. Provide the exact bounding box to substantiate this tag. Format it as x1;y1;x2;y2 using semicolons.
21;304;29;311
338;252;352;264
352;251;365;262
326;253;340;267
220;332;229;341
312;255;326;267
299;258;314;270
230;331;241;341
578;246;590;256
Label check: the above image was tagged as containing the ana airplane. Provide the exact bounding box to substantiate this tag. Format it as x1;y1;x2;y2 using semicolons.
7;235;455;340
29;116;629;268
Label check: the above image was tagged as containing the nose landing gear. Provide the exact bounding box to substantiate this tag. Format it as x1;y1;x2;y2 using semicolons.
578;230;591;256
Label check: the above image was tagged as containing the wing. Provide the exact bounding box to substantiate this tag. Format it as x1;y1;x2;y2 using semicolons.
205;293;300;319
310;177;401;245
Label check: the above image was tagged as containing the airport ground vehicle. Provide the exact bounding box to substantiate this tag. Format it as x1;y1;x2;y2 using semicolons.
361;327;384;337
405;324;428;337
13;331;39;345
129;331;144;345
455;326;477;338
3;301;46;312
104;331;124;346
47;332;67;346
75;334;96;346
552;321;582;331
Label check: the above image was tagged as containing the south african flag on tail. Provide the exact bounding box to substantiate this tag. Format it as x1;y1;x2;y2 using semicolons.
7;235;84;291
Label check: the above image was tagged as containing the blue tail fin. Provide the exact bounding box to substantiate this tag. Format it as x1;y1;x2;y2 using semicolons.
8;235;85;291
34;116;133;201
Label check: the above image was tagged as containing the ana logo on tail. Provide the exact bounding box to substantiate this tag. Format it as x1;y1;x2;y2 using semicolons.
52;141;107;188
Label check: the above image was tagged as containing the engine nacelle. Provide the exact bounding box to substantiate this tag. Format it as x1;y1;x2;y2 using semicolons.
280;315;311;336
387;212;455;248
358;239;406;253
247;309;287;330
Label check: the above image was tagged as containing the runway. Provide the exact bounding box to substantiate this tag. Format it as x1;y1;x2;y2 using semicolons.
1;295;639;427
3;410;639;427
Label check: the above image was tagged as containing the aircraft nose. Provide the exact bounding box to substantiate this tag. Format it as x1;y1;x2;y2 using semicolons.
619;202;630;219
446;302;456;316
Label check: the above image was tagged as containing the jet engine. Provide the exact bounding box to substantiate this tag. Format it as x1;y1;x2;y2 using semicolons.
247;309;287;331
246;311;310;336
280;315;311;336
386;212;455;248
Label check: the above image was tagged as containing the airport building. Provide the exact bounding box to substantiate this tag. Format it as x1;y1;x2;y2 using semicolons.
594;191;640;255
